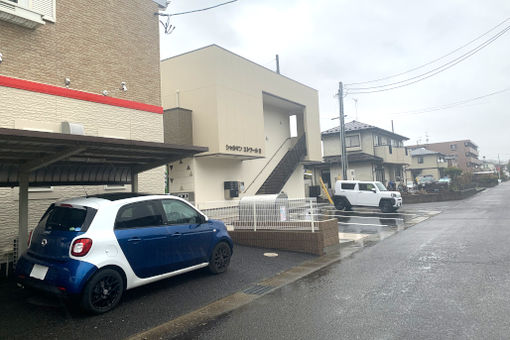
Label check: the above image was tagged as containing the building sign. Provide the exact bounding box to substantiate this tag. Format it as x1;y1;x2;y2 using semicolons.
225;144;262;154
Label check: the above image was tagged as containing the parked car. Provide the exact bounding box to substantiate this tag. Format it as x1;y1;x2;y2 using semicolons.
333;180;402;213
15;193;233;314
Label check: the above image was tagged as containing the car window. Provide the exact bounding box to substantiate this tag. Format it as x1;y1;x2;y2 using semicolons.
37;204;96;232
161;199;202;225
115;201;163;229
341;183;356;190
358;183;375;191
375;182;387;191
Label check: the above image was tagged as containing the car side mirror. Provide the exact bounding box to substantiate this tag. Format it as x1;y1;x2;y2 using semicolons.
371;188;377;193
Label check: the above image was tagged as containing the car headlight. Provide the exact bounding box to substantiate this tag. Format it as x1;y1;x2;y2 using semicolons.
391;193;397;198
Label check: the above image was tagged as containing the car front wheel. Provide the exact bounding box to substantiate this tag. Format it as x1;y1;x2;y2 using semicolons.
380;200;394;213
208;242;231;274
81;268;124;314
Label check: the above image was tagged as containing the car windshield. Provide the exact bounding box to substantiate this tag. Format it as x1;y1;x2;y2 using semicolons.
375;182;387;191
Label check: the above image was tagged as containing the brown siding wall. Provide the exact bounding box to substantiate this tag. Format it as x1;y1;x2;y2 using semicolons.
0;0;161;106
229;219;339;256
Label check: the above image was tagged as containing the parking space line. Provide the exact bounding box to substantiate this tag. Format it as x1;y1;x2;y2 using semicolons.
318;213;404;221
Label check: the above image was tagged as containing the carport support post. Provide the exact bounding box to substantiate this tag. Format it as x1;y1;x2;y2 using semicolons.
131;171;139;193
18;173;29;258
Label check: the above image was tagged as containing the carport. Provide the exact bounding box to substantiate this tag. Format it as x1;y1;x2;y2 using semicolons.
0;128;207;257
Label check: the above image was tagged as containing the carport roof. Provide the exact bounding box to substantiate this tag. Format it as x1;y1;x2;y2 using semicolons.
0;128;207;187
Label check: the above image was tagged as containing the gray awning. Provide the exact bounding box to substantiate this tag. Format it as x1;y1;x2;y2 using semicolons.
0;128;207;187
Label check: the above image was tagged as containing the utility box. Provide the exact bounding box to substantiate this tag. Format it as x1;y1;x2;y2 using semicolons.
239;193;289;223
224;181;244;200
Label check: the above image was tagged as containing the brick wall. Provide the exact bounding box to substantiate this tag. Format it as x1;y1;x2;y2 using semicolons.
229;219;339;256
0;0;161;106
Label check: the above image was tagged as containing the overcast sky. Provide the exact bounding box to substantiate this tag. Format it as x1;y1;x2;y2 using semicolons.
159;0;510;162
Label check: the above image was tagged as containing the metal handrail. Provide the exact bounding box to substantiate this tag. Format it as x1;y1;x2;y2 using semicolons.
243;137;292;193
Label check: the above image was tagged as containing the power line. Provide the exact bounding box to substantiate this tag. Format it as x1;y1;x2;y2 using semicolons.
345;24;510;94
162;0;239;17
386;87;510;115
345;17;510;86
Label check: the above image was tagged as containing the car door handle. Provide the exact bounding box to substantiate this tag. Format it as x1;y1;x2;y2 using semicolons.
127;237;142;243
170;232;182;237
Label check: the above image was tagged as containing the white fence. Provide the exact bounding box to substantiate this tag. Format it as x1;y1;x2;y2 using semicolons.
199;198;323;232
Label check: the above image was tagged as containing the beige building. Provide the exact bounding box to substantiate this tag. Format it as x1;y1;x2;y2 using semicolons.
406;148;447;182
0;0;206;261
161;45;322;205
315;121;411;189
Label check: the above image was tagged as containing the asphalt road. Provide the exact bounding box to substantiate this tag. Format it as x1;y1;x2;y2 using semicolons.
0;245;314;339
186;183;510;340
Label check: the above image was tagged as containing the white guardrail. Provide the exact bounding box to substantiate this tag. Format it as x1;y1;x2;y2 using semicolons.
198;198;324;232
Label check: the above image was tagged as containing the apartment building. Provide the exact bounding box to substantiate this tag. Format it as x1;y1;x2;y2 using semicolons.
316;121;411;188
0;0;206;260
406;147;447;182
160;45;322;205
410;140;481;172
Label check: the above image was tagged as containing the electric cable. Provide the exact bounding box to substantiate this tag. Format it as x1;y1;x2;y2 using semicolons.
345;24;510;94
345;17;510;86
164;0;239;17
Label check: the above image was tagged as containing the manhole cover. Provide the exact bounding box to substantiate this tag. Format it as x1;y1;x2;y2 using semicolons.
264;252;278;257
243;284;273;295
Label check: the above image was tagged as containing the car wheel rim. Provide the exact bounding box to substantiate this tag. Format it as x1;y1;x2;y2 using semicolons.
91;276;121;309
214;245;230;270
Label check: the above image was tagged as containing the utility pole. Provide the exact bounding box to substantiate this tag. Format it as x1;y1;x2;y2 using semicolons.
338;82;348;180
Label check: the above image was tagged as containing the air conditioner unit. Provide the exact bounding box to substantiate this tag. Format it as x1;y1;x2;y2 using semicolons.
348;169;356;180
61;121;85;135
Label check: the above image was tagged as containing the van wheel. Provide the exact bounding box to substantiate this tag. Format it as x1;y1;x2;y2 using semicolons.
209;242;231;274
380;200;393;213
81;268;124;314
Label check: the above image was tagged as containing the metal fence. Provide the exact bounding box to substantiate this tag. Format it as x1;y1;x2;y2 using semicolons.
200;197;322;232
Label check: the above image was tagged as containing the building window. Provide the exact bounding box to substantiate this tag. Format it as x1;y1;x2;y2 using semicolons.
418;156;424;164
345;135;360;148
450;144;457;151
373;135;379;146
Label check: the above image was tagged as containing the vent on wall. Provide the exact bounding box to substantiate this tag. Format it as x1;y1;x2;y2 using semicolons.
61;122;85;135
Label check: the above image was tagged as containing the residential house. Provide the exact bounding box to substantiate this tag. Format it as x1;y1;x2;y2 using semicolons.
316;121;411;189
160;45;322;205
410;140;481;172
0;0;206;260
406;148;447;182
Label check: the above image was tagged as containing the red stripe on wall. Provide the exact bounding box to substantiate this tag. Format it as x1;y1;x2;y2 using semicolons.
0;75;163;114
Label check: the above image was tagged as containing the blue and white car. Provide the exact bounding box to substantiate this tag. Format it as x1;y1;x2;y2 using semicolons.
15;193;233;314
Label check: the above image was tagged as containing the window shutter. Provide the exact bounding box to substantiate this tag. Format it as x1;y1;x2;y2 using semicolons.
32;0;55;22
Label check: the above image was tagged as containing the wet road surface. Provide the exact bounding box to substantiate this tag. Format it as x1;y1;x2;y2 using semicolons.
184;183;510;339
0;246;314;339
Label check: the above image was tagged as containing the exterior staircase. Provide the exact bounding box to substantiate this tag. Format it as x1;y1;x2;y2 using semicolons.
256;135;307;194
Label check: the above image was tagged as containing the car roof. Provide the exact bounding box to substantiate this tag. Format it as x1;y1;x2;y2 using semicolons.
57;193;188;210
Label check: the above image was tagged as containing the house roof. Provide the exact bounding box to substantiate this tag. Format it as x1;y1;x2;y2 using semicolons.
322;120;409;141
152;0;168;8
410;147;442;157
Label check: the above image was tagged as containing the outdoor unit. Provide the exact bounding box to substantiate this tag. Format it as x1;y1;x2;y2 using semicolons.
224;181;244;200
348;169;356;180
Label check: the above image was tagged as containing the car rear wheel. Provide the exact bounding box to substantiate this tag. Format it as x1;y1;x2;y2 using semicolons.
208;242;231;274
334;197;347;211
81;268;124;314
